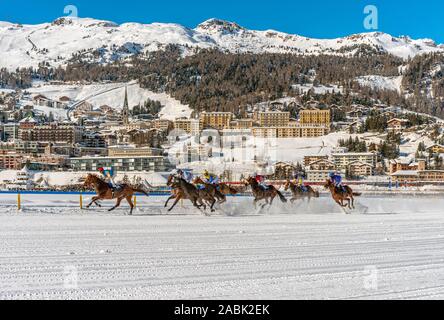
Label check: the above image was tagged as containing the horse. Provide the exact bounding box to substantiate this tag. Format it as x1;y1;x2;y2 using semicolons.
165;175;215;214
83;174;149;215
324;179;361;210
218;182;244;196
283;180;320;203
244;176;287;209
192;176;226;204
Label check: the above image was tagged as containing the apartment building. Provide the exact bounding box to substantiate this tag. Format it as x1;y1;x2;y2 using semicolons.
299;109;331;125
391;170;444;183
200;112;232;130
256;111;290;127
174;118;202;135
19;123;83;144
252;125;329;138
348;161;374;177
108;145;163;157
331;151;377;171
70;155;169;172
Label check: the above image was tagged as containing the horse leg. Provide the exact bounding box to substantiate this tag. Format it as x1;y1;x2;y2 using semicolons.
269;195;275;207
349;194;355;209
164;195;176;208
168;196;181;212
93;200;102;208
261;198;269;209
108;197;124;212
126;195;135;215
86;196;101;209
210;198;216;212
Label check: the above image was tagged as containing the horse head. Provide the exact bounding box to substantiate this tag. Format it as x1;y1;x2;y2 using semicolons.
83;174;96;188
324;179;333;190
193;176;204;185
167;174;175;187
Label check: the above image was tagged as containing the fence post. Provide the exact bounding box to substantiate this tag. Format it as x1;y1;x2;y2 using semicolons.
134;196;137;208
17;193;21;211
80;193;83;210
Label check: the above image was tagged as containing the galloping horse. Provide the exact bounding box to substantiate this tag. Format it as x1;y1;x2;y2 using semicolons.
244;176;287;209
284;180;319;203
218;182;244;196
83;174;149;215
193;176;226;204
324;179;361;210
165;175;215;214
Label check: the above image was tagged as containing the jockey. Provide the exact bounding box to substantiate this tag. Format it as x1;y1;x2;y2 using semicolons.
329;172;345;192
294;172;308;192
177;169;193;183
254;173;269;190
98;167;121;194
203;170;219;185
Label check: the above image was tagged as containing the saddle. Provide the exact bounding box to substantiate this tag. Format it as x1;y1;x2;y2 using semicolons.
110;184;124;198
335;185;347;194
298;185;308;193
259;184;270;191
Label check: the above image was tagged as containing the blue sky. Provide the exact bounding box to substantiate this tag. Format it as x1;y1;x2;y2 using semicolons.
1;0;443;43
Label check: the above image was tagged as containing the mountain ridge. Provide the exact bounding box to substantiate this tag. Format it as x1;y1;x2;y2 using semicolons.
1;17;443;70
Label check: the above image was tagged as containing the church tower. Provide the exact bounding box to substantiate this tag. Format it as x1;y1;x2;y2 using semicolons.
122;86;129;125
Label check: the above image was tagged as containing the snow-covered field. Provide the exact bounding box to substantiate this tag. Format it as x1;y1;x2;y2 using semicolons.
1;194;444;300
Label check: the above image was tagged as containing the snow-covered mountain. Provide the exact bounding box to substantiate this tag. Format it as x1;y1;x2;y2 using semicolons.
1;17;443;70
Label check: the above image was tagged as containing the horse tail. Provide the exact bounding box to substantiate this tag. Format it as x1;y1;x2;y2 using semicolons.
134;188;150;197
352;192;362;197
275;189;287;203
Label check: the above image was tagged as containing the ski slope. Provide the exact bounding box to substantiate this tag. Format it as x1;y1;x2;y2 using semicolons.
1;194;444;300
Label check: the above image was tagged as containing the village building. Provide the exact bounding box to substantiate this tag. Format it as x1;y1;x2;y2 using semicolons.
389;158;426;174
331;151;377;171
200;112;233;130
387;118;409;134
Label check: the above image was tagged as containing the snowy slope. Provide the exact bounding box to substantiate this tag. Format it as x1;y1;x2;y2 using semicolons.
1;17;443;70
356;75;404;93
26;81;191;118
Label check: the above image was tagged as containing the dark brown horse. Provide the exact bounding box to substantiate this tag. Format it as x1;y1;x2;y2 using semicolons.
244;176;287;209
193;177;226;204
324;179;361;210
284;180;320;203
83;174;149;215
165;175;215;214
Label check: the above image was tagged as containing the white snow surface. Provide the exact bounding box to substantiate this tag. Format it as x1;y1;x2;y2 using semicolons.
356;75;404;93
26;81;191;119
1;17;443;70
1;194;444;299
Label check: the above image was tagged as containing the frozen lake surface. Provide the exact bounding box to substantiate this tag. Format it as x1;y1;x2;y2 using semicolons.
1;194;444;300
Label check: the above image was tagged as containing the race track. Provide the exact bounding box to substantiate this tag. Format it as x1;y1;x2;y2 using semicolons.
1;194;444;300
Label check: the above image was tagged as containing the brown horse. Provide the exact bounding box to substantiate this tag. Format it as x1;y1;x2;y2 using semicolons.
324;179;361;210
284;180;319;203
83;174;149;215
165;175;214;214
218;182;244;195
193;177;226;204
244;176;287;209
